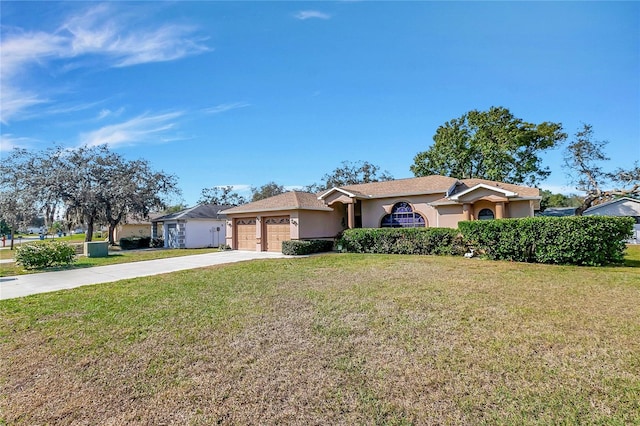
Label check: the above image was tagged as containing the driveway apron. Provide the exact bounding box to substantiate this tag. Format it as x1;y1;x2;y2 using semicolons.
0;251;286;300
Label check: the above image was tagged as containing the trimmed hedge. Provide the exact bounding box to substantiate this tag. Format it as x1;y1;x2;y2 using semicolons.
119;236;151;250
459;216;634;266
15;241;76;269
281;239;334;256
338;228;465;256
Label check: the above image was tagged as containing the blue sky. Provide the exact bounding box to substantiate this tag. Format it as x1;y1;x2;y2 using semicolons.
1;1;638;206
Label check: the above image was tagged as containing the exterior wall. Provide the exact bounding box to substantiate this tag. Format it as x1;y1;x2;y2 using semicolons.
508;200;534;218
185;219;226;248
115;224;151;241
360;194;444;228
434;205;465;228
298;209;344;239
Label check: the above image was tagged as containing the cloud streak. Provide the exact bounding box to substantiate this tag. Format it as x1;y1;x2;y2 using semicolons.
79;111;184;148
203;102;251;115
0;4;210;124
295;10;332;20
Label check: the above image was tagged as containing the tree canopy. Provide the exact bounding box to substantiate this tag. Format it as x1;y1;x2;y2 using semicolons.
197;186;247;206
564;123;640;215
410;106;567;186
305;160;393;193
250;182;288;202
0;145;179;245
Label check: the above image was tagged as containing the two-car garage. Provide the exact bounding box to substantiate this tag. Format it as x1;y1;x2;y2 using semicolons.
233;216;291;252
223;191;337;252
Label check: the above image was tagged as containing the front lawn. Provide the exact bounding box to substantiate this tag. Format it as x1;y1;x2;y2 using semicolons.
1;252;639;424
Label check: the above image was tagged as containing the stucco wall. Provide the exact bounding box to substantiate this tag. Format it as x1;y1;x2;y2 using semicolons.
298;209;344;239
434;205;465;228
508;201;533;218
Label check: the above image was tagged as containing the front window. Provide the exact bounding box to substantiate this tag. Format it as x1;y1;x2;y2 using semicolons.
381;202;426;228
478;208;495;220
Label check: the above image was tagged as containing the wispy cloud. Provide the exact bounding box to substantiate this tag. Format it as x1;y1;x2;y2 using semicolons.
79;111;184;148
202;102;251;115
0;4;210;124
0;134;36;151
294;10;332;20
97;107;125;120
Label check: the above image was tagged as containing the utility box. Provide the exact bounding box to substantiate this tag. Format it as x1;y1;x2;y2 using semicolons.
84;241;109;258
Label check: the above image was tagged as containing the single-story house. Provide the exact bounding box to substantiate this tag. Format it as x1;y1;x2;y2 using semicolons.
222;175;541;252
584;197;640;243
113;213;162;242
151;204;231;249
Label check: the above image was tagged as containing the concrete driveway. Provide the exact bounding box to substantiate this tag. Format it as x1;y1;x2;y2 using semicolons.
0;251;287;300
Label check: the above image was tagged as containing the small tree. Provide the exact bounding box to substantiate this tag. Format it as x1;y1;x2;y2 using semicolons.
564;124;640;215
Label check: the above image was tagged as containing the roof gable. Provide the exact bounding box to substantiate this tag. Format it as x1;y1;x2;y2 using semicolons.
448;183;518;201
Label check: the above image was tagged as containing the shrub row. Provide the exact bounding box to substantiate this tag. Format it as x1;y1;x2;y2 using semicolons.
15;241;77;269
338;228;464;256
119;236;151;250
281;239;334;256
458;216;633;266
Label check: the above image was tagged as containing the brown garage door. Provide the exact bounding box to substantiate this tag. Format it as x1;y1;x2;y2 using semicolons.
264;216;291;252
235;218;257;250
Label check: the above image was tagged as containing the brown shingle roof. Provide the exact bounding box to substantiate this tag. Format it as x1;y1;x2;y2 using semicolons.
222;191;331;214
335;175;459;198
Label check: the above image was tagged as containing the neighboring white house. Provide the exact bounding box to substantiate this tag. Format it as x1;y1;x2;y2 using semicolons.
584;197;640;244
151;204;231;249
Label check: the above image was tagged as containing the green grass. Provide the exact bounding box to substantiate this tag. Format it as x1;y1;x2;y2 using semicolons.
1;250;639;424
0;247;220;277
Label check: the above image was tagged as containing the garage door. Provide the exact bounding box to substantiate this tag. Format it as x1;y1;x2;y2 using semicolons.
264;216;291;252
235;218;257;250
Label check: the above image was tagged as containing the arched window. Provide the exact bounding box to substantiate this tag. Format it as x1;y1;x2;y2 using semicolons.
478;208;495;220
381;202;426;228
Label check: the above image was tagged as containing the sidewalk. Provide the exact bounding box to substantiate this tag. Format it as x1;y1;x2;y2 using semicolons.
0;251;287;300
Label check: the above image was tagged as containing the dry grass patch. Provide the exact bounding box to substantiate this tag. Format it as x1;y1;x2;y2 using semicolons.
1;250;639;425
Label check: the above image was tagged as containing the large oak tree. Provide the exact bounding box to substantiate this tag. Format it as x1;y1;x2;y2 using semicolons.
410;106;567;186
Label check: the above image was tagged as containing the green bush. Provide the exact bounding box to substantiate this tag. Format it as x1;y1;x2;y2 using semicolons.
459;216;634;266
119;236;151;250
281;239;334;255
338;228;465;256
15;241;77;269
150;238;164;248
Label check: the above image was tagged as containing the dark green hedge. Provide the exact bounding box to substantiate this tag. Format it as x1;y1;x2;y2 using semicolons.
119;236;151;250
458;216;634;266
338;228;465;256
281;239;334;255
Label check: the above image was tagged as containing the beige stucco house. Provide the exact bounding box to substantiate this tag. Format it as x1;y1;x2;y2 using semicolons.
223;175;541;252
